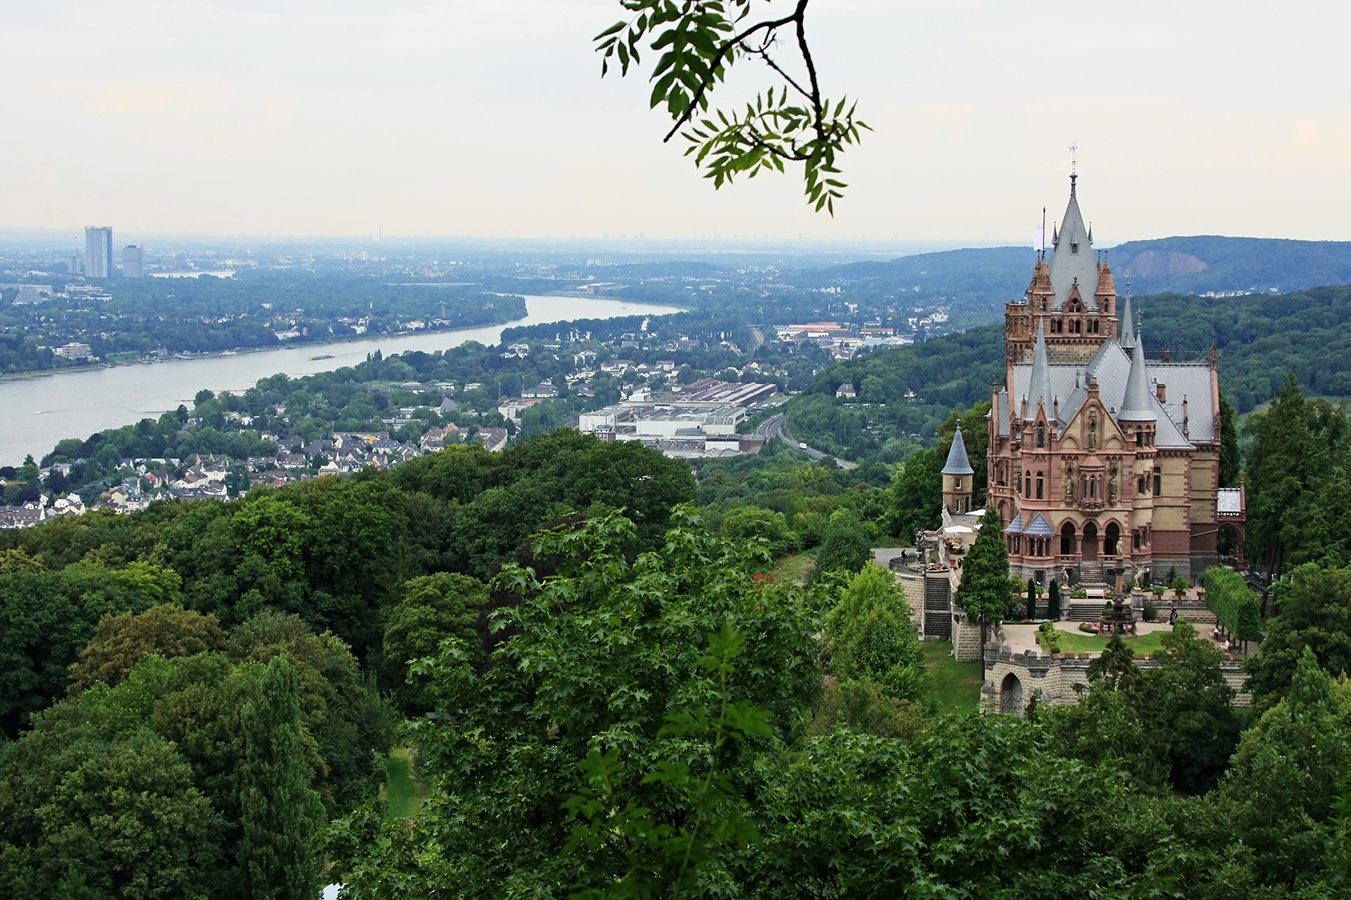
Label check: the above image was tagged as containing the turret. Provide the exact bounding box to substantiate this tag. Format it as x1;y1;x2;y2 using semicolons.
1118;292;1136;351
942;424;976;515
1119;330;1154;422
1029;322;1053;413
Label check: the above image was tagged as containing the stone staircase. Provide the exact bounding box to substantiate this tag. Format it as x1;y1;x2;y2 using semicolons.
1066;561;1109;621
1068;601;1107;622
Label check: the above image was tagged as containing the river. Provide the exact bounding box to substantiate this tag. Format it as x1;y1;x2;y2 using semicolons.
0;295;680;466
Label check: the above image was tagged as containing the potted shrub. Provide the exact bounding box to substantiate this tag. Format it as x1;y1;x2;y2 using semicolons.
1151;584;1165;603
1171;575;1189;600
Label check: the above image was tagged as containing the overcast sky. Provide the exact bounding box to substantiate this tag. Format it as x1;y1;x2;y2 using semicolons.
5;0;1350;243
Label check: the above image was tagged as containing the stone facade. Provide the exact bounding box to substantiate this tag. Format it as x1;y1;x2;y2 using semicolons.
986;174;1242;586
981;646;1253;714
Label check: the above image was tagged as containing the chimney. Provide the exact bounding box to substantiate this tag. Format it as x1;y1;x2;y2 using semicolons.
1155;380;1166;403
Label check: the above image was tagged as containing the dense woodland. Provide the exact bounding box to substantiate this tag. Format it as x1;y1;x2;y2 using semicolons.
0;366;1348;895
789;284;1351;461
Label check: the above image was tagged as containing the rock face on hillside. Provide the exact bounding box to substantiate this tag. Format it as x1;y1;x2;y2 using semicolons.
1122;250;1208;278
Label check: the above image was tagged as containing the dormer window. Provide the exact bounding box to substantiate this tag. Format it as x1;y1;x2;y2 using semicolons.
1071;241;1079;253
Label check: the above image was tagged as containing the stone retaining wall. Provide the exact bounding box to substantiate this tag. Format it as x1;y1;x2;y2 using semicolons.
981;648;1251;713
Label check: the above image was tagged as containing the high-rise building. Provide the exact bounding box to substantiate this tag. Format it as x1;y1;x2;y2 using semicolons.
122;245;144;278
84;227;113;278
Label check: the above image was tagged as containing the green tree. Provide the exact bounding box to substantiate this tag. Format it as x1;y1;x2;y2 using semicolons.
826;563;925;701
68;603;225;694
886;447;941;541
334;508;822;895
1144;621;1239;794
1245;563;1351;709
240;655;324;900
953;507;1011;677
812;507;871;581
1245;375;1318;581
0;726;219;899
1221;648;1351;888
1218;393;1240;488
1047;579;1061;620
595;0;868;213
382;572;487;713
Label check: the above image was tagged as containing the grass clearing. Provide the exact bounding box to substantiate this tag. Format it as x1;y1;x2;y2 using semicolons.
382;748;424;819
771;551;816;585
1047;627;1170;657
922;640;982;716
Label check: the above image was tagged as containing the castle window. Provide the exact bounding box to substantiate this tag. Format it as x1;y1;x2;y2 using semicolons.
1138;475;1147;495
1153;468;1162;495
1035;470;1044;500
954;477;962;490
1036;423;1045;448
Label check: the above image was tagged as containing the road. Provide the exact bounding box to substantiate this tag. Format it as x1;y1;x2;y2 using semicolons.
756;412;858;470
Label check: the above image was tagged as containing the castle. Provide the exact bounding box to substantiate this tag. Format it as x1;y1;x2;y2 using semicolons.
942;174;1244;588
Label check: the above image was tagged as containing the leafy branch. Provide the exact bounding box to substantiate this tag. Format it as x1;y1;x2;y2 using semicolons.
595;0;869;214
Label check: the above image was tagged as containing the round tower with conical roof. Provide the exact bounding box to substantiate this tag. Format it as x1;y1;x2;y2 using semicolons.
942;424;976;514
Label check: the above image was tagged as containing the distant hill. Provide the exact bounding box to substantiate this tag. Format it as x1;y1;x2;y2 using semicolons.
784;284;1351;462
1108;236;1351;296
812;237;1351;324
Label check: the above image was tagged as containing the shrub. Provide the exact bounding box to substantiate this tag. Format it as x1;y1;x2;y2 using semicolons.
1143;601;1158;622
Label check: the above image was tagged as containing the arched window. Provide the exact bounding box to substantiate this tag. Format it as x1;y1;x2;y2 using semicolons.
1036;422;1045;448
1060;521;1077;555
1035;470;1044;499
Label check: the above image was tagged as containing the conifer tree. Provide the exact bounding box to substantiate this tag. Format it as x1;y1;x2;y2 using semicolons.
240;655;324;900
954;507;1012;677
1047;580;1062;620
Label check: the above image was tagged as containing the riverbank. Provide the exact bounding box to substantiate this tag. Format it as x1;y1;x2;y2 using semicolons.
0;305;540;383
1;294;683;465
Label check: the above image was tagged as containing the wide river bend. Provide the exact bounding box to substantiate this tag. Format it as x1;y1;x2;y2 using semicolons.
0;295;680;466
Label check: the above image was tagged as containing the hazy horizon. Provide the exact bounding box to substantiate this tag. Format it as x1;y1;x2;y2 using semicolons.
6;1;1351;242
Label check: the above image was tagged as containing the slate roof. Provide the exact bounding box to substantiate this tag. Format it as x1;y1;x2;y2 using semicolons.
1024;513;1054;536
1217;488;1243;515
942;424;975;475
1048;175;1100;310
1118;332;1155;422
1009;338;1215;449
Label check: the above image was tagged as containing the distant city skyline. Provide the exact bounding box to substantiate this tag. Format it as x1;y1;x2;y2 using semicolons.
6;1;1351;243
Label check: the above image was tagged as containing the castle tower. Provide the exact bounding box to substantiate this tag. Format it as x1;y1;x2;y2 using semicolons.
942;424;976;515
1004;173;1118;365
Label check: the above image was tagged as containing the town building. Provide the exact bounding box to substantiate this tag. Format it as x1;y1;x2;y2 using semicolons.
963;174;1243;588
84;226;113;278
122;245;144;278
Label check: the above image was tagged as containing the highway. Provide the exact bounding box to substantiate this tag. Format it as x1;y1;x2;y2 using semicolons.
755;412;857;470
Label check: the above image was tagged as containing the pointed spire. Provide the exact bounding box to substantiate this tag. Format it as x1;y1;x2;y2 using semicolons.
1118;292;1136;350
1030;322;1052;412
1119;329;1154;421
942;424;975;475
1096;254;1116;301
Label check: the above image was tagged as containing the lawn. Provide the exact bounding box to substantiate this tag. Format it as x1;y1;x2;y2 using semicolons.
1047;626;1170;657
922;640;983;716
770;551;816;585
382;748;425;819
